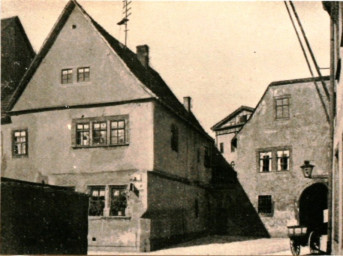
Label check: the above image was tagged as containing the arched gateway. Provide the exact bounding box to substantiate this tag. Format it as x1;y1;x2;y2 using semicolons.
298;182;328;233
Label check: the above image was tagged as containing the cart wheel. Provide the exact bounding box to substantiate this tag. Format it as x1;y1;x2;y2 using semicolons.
309;231;320;254
290;240;301;256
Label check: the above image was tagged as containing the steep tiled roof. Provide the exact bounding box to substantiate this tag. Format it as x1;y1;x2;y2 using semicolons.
1;16;35;124
211;105;254;131
7;0;209;137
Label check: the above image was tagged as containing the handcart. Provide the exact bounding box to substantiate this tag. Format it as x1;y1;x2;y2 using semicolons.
287;225;324;256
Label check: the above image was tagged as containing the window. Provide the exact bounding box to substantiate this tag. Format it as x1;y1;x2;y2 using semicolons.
171;124;178;152
88;186;105;216
110;120;125;145
61;69;73;84
204;146;211;168
12;130;28;157
259;152;272;172
197;148;201;163
76;123;90;146
73;115;129;148
220;142;224;153
277;150;290;171
275;97;290;119
77;67;90;82
231;138;237;152
110;186;127;216
258;195;273;215
93;122;107;145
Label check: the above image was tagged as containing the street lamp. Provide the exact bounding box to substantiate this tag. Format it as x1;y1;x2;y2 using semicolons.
300;160;315;178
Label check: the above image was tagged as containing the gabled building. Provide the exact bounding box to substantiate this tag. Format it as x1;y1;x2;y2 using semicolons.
235;77;331;241
323;2;343;254
1;16;35;123
211;106;254;165
1;0;220;252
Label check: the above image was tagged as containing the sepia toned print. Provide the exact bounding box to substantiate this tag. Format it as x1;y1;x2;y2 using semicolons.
1;1;342;255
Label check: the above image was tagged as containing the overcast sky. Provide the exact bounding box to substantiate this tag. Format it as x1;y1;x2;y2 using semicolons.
1;1;330;135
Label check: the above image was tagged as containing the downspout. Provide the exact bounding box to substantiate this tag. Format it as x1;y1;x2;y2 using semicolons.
327;3;336;254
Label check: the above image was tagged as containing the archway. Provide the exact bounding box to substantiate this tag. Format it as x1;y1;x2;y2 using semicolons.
299;183;328;233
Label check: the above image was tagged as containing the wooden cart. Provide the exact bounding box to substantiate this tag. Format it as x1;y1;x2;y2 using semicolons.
287;225;323;256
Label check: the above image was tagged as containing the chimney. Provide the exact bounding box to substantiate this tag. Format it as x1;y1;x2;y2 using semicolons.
183;96;192;112
136;45;149;68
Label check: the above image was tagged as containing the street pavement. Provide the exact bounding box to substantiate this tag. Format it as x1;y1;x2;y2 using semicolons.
89;236;314;255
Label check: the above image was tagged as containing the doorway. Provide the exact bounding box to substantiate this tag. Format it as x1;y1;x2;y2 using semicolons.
299;183;328;233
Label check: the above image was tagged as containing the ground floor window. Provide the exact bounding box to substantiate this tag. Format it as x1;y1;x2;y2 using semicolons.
88;186;105;216
110;186;127;216
258;195;273;216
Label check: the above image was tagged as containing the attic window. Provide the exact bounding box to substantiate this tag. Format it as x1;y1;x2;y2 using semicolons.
72;24;77;29
61;69;73;84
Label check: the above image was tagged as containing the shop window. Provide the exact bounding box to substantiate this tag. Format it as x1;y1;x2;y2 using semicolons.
88;186;105;216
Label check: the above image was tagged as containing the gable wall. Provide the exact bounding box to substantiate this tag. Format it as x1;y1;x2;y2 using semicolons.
235;81;331;236
12;7;151;112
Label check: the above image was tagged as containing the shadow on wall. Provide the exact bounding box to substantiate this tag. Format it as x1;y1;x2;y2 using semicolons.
211;149;270;238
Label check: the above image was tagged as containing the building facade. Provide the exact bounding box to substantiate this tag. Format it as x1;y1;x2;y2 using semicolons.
1;16;35;123
211;106;253;166
1;0;220;252
235;77;331;239
323;2;343;255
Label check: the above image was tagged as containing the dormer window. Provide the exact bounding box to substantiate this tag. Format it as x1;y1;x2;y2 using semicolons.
61;69;73;84
77;67;90;82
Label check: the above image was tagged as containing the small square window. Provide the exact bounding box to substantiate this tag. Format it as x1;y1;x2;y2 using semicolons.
77;67;90;82
61;69;73;84
258;195;273;215
88;186;105;216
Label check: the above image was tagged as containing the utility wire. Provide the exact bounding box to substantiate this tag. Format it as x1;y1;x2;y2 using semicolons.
284;1;330;123
289;1;331;101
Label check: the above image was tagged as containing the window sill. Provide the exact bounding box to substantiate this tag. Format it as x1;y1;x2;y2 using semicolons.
72;144;129;149
12;154;28;159
88;216;131;220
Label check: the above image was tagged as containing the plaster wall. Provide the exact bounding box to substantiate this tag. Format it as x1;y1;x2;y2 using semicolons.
1;102;154;183
236;81;331;237
12;6;151;112
153;103;211;184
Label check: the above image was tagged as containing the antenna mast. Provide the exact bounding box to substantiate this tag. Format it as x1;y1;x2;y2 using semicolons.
117;0;132;47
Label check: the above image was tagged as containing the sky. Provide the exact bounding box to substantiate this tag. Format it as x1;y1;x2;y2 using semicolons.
1;1;330;135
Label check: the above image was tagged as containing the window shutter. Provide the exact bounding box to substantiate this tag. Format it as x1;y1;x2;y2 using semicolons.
125;118;129;144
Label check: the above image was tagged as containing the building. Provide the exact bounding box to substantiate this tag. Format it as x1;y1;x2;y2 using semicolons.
1;16;35;124
0;0;232;252
211;106;253;166
235;77;331;240
323;2;343;255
